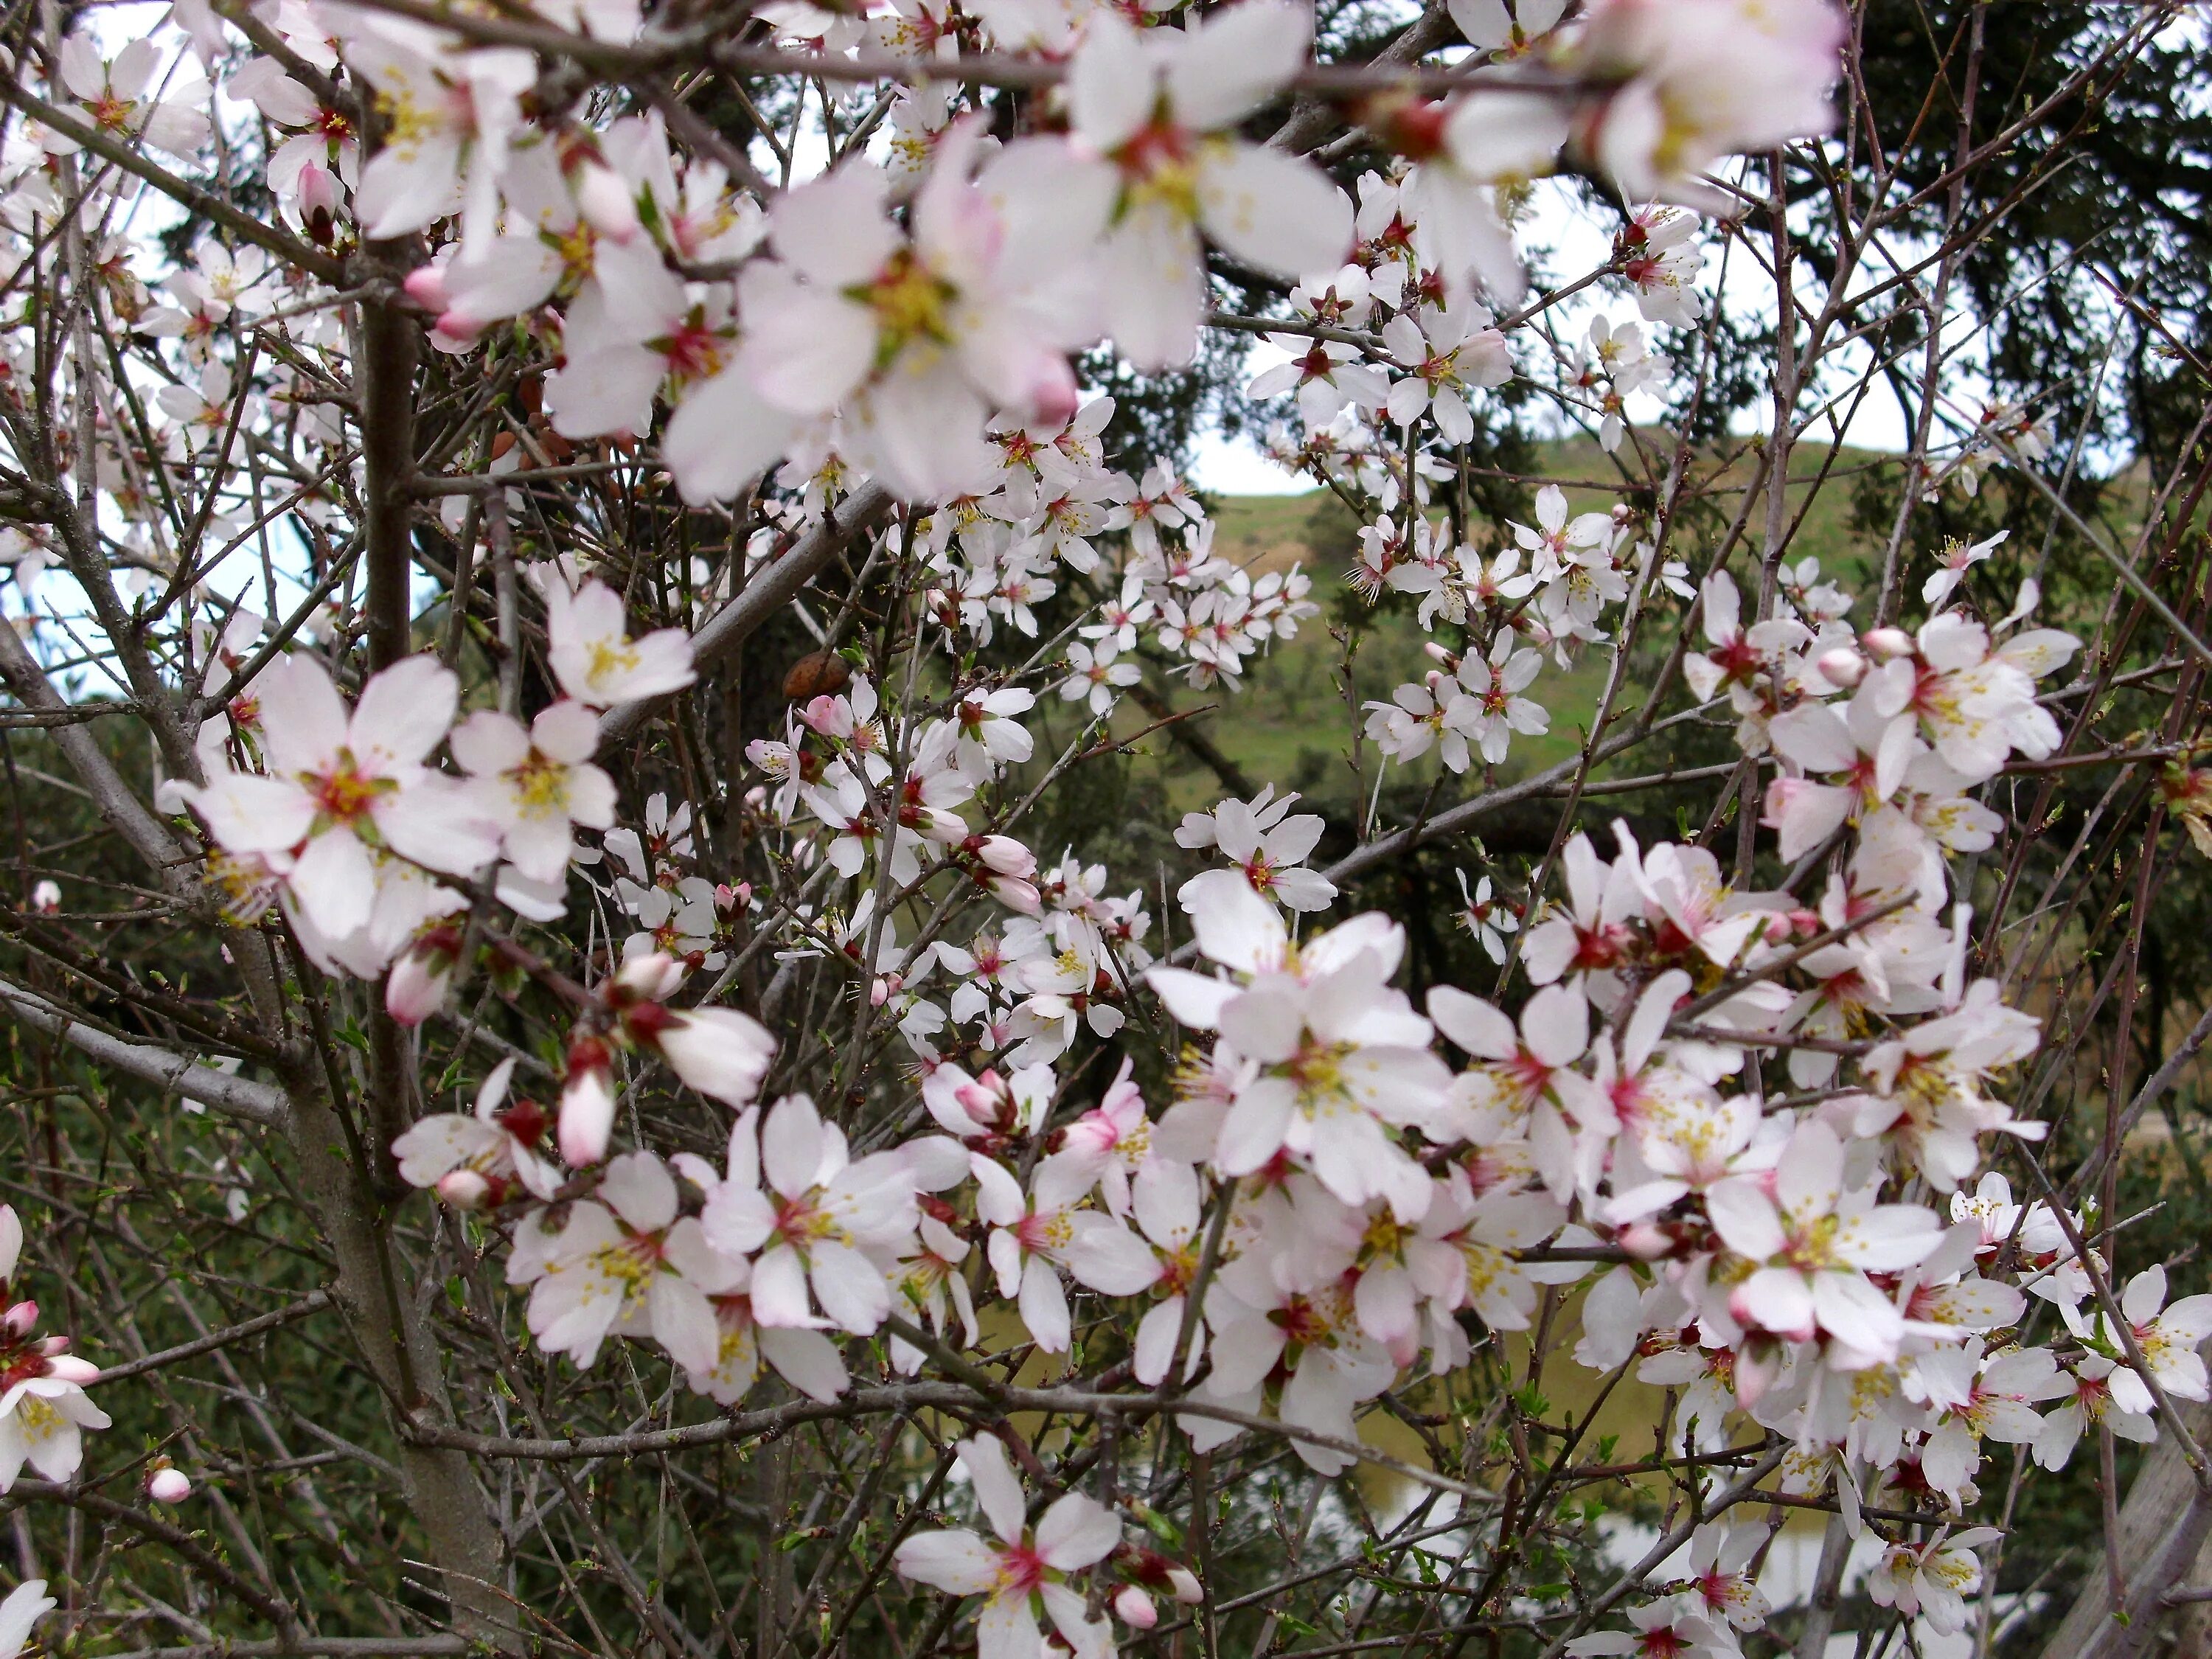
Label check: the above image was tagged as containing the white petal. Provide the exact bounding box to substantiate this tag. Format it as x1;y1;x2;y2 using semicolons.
894;1529;1000;1595
958;1435;1029;1545
1197;143;1352;280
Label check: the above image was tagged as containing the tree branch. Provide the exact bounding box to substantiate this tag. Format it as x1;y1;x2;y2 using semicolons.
600;481;899;743
0;977;289;1126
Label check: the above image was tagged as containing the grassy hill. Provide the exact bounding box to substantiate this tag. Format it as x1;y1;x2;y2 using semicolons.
1147;434;1902;818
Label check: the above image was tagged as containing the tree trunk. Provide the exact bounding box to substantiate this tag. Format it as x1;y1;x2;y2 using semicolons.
2037;1395;2212;1659
276;1044;517;1649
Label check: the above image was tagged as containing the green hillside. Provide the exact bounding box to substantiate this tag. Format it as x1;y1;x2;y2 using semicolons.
1147;434;1901;817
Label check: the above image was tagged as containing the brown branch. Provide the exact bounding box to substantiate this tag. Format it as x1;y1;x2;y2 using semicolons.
0;976;289;1126
0;623;194;893
600;481;899;743
7;1481;299;1636
97;1291;334;1382
1125;681;1256;797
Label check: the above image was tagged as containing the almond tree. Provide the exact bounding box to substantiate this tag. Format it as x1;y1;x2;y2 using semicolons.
0;2;2208;1658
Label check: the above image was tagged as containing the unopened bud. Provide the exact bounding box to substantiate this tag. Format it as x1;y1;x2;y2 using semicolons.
571;167;641;246
557;1050;618;1168
613;952;686;1004
1617;1222;1673;1261
954;1077;1001;1128
1860;626;1913;661
1732;1340;1783;1409
572;162;640;243
1814;647;1866;689
1025;355;1080;428
987;875;1043;916
147;1467;192;1505
386;930;459;1026
402;264;451;313
970;835;1036;878
1112;1586;1158;1630
295;160;339;229
436;1169;492;1211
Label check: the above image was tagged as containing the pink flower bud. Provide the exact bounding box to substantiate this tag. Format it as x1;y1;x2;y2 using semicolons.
147;1467;192;1504
1617;1222;1673;1261
573;162;640;243
1112;1586;1158;1630
1167;1568;1203;1604
953;1079;996;1125
558;1040;619;1166
1;1301;36;1339
1025;355;1080;428
1861;626;1913;661
1732;1341;1783;1409
970;835;1035;877
294;160;340;232
386;936;457;1027
1814;647;1866;688
28;880;60;914
402;264;451;313
651;1006;776;1107
436;1169;492;1211
985;875;1043;916
613;951;686;1004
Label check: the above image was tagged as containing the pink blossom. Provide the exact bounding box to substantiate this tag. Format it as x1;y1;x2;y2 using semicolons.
893;1436;1121;1659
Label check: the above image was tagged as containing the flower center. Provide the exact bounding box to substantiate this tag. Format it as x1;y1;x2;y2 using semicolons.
1784;1213;1843;1273
1360;1210;1413;1265
588;639;642;684
309;754;391;826
858;248;958;360
654;313;728;381
992;1543;1048;1599
509;750;572;818
1115;119;1204;218
1283;1037;1354;1104
775;1193;847;1248
1015;1209;1074;1254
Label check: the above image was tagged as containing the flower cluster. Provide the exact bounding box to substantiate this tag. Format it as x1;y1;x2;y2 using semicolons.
175;574;688;993
7;0;2184;1650
348;521;2124;1655
0;1210;105;1493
